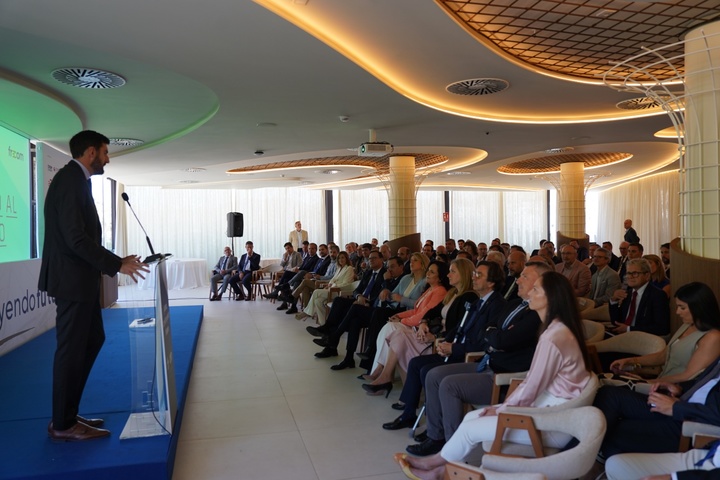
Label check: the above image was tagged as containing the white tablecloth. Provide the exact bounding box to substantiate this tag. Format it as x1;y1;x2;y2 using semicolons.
137;258;209;290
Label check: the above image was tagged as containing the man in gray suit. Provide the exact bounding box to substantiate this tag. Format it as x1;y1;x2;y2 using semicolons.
588;247;622;307
209;246;238;300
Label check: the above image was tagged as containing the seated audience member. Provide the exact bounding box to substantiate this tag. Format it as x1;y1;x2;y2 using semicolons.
264;242;321;301
379;243;392;264
463;240;479;264
556;244;591;297
365;259;478;398
283;244;337;313
605;442;720;480
502;250;525;301
354;243;372;276
619;241;644;281
645;253;671;298
455;251;472;262
571;239;590;263
661;242;671;279
405;261;548;456
299;240;310;259
228;241;261;301
305;251;385;332
362;261;449;397
352;253;430;368
583;242;599;267
603;241;621;271
209;246;237;301
276;243;331;311
346;242;357;263
542;240;561;264
485;250;505;271
609;282;720;384
279;242;302;273
530;239;547;257
294;251;355;325
313;256;406;368
396;271;592;478
595;358;720;459
477;242;488;262
585;247;621;307
382;261;506;431
607;258;670;337
397;246;411;274
445;239;459;260
422;243;435;260
371;238;379;247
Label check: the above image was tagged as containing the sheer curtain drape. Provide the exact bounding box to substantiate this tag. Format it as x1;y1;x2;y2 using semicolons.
595;171;680;255
450;190;547;251
119;186;326;273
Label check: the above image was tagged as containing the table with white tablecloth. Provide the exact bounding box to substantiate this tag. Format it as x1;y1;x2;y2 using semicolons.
137;258;209;290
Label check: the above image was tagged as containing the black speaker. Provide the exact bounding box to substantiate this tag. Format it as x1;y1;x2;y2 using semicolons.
226;212;243;237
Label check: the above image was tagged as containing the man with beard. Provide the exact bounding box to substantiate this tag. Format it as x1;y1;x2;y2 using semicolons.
39;130;148;441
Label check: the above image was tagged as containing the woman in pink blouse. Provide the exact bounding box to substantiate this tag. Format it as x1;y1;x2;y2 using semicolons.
395;270;592;480
362;261;450;397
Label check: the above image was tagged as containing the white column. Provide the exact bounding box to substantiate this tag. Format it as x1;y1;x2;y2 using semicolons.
387;156;417;240
682;21;720;258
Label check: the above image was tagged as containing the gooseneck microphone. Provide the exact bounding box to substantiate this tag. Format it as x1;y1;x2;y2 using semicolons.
121;192;163;263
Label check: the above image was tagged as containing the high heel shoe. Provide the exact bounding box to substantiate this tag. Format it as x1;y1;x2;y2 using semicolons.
362;382;393;398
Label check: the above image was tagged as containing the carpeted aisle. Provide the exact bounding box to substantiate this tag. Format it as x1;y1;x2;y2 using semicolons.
0;305;203;480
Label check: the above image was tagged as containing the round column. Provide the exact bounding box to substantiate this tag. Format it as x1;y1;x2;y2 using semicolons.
387;156;417;239
558;162;586;239
682;20;720;259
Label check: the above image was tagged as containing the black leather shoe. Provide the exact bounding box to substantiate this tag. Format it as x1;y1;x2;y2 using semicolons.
306;326;327;337
314;347;338;358
391;402;405;411
382;415;417;430
406;438;445;456
313;337;329;347
330;359;355;370
276;302;288;311
263;291;279;299
285;306;298;314
413;430;428;442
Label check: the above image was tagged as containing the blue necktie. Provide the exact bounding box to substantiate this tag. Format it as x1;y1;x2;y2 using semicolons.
362;271;377;298
460;299;484;344
695;439;720;467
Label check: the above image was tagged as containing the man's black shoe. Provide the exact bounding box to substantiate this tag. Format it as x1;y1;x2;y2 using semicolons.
406;438;445;456
330;359;355;370
313;337;330;347
276;302;288;311
262;291;279;300
285;306;299;314
314;347;338;358
306;326;327;337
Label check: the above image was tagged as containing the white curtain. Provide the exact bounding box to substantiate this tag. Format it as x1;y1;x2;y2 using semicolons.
334;189;389;246
417;190;445;246
595;171;680;255
450;190;547;251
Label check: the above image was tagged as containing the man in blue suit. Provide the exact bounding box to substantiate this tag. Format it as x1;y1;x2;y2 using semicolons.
39;130;148;441
228;241;261;301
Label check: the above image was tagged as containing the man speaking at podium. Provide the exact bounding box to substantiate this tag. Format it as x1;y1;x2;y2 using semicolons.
39;130;149;442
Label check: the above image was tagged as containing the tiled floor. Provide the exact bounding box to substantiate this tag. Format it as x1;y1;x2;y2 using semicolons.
117;286;409;480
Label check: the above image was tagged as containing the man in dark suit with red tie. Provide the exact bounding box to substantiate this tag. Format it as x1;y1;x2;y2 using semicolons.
608;258;670;337
39;130;148;441
228;241;261;301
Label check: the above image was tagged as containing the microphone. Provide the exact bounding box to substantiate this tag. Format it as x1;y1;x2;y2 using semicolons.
121;192;163;263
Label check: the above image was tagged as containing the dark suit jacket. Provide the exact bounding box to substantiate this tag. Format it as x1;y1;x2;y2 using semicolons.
353;267;387;305
237;252;261;273
425;290;479;337
609;283;670;336
624;227;640;243
608;253;621;272
677;470;720;480
675;358;720;427
312;255;331;275
39;161;122;302
446;290;506;361
501;275;519;301
482;299;541;374
298;254;320;272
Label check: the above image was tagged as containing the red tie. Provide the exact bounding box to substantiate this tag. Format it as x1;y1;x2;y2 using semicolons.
624;290;638;325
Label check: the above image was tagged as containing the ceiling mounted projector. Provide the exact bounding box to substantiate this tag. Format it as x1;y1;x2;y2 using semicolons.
358;142;393;157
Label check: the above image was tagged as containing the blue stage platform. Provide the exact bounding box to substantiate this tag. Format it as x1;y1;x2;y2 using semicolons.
0;305;203;480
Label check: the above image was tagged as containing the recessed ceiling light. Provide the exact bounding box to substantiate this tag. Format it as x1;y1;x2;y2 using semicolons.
300;181;313;185
109;138;144;147
322;169;342;174
545;147;575;154
446;171;471;175
184;167;206;173
51;68;126;89
179;180;199;184
256;122;277;128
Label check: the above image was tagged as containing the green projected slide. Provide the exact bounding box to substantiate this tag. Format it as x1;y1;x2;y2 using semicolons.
0;126;31;262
